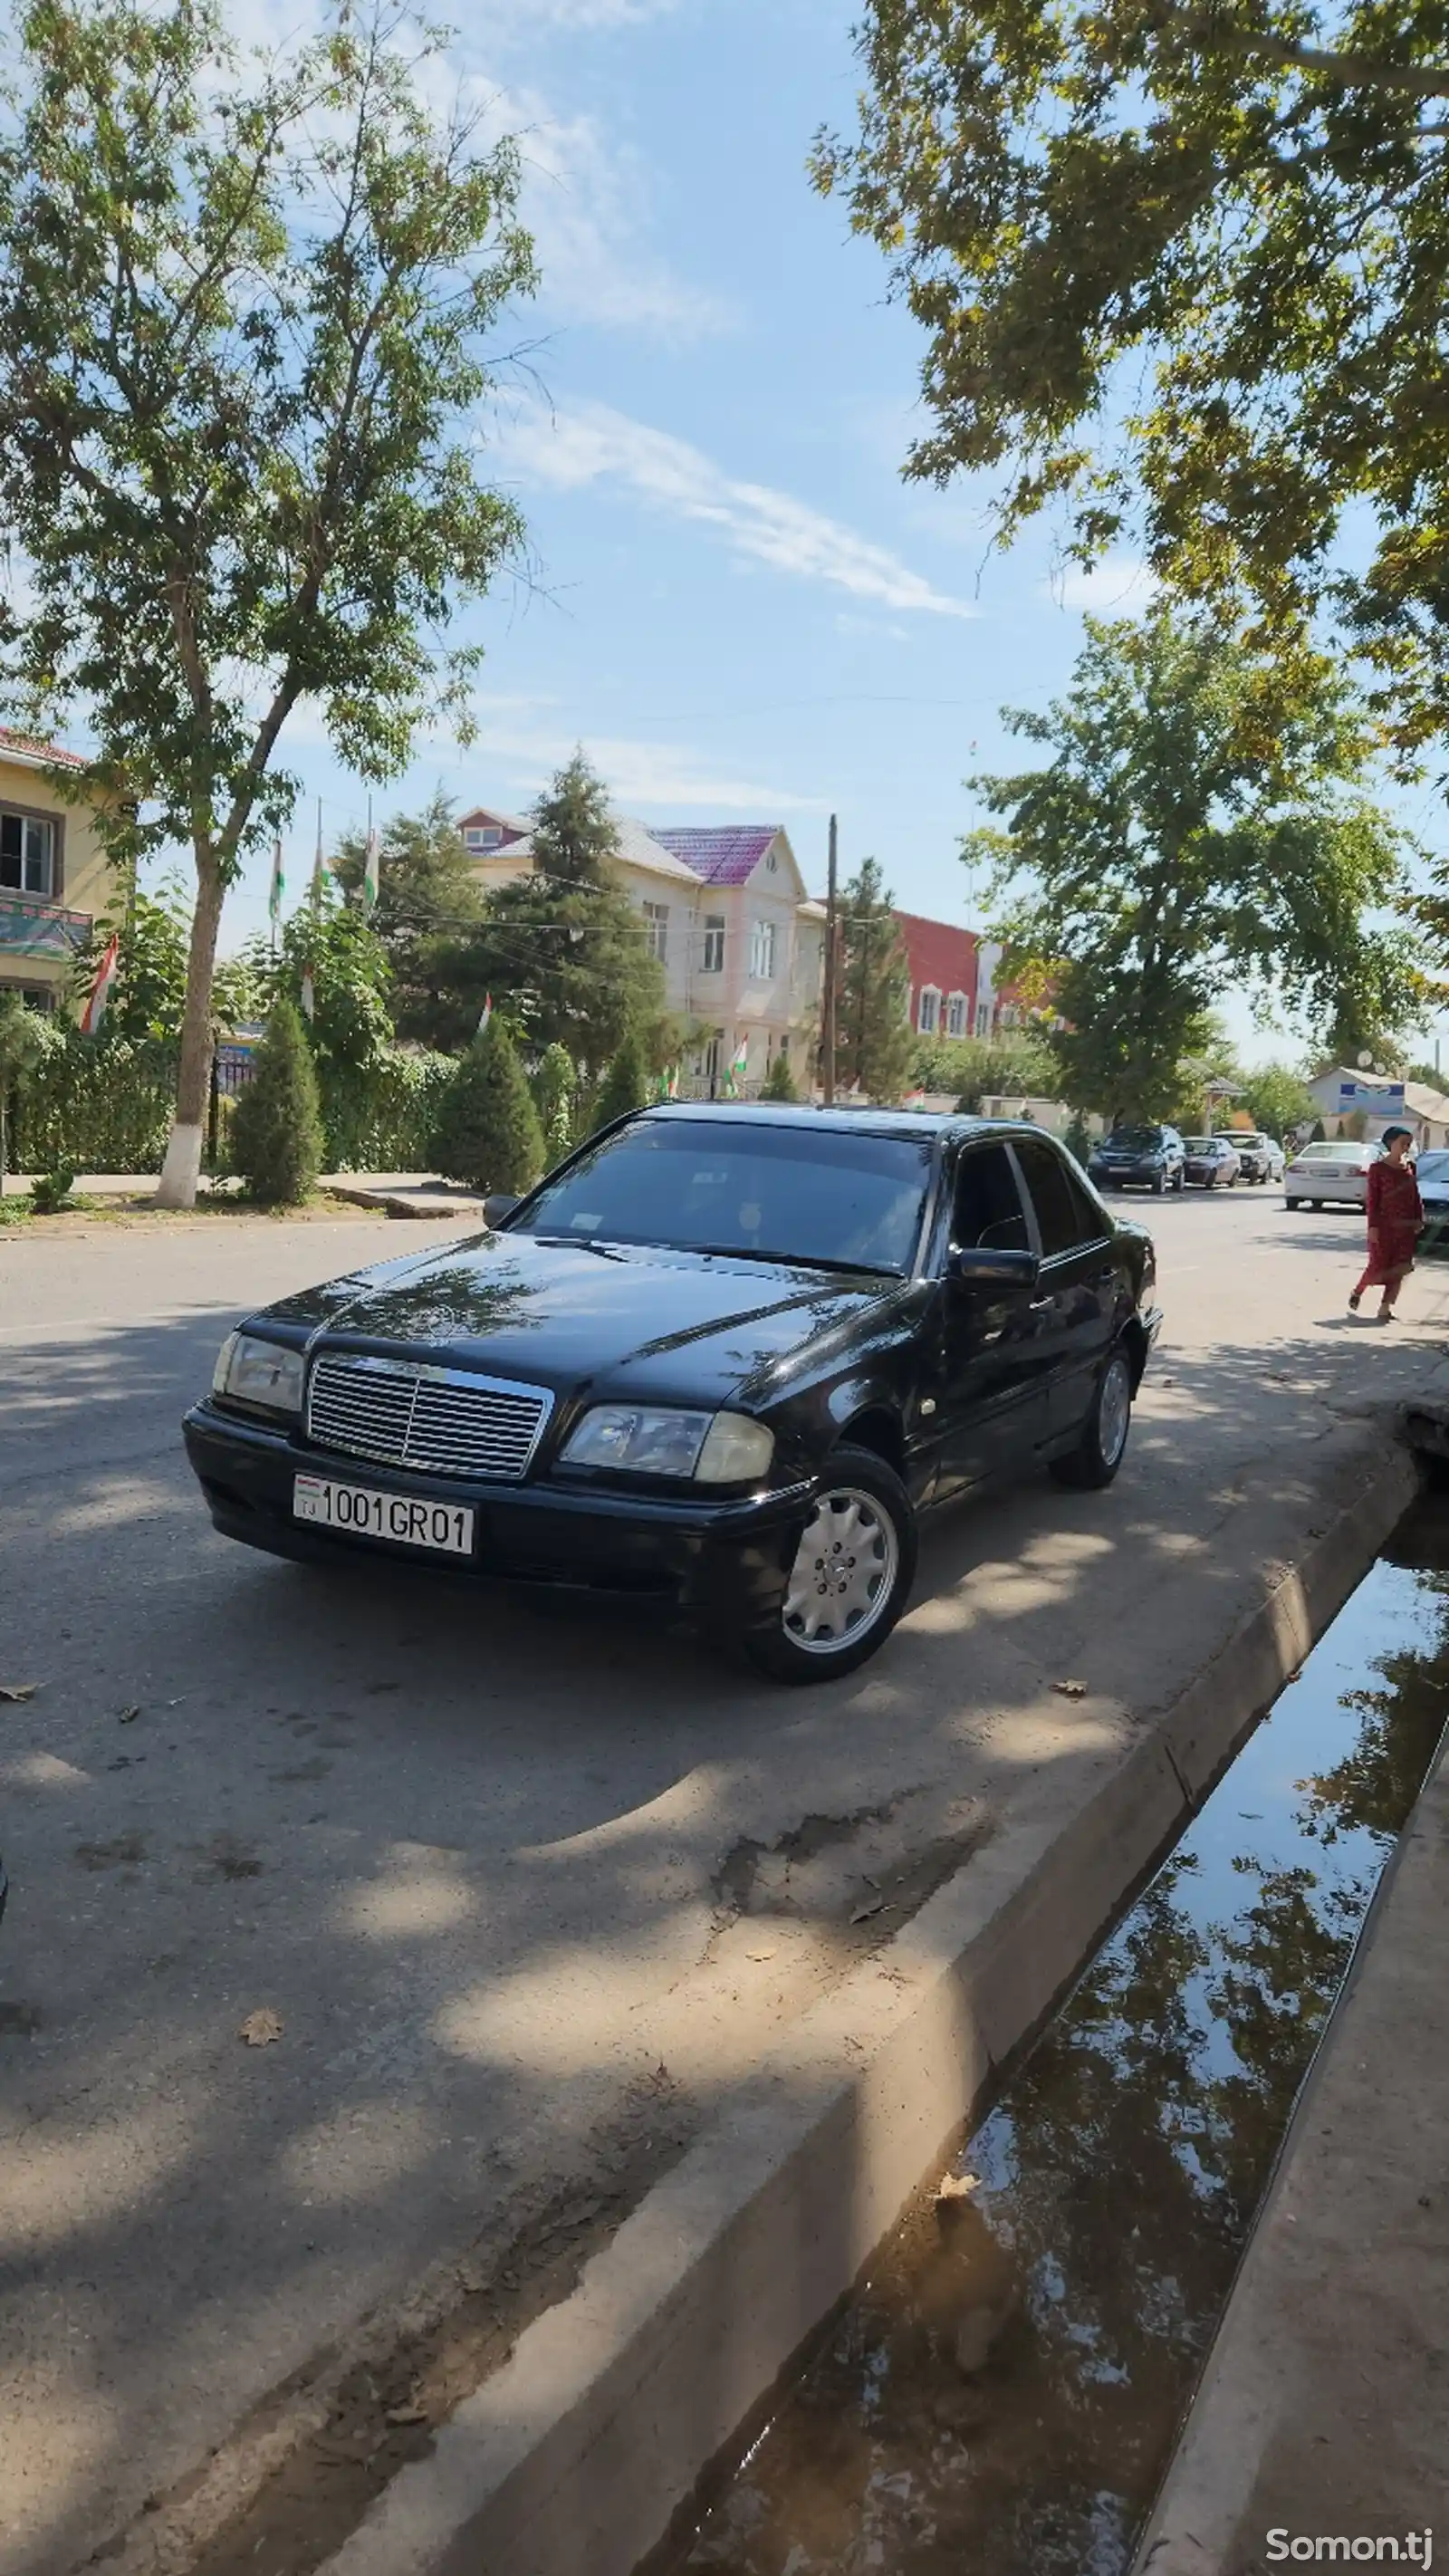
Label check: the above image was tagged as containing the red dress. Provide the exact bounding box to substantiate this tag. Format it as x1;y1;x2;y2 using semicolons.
1361;1158;1423;1284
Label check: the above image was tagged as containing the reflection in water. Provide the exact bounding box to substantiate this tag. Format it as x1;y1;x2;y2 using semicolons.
677;1500;1449;2576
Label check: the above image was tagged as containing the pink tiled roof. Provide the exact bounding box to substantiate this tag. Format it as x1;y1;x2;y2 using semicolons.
0;724;87;772
651;825;779;886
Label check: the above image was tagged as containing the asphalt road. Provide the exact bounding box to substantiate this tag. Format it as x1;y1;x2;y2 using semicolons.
4;1187;1447;2575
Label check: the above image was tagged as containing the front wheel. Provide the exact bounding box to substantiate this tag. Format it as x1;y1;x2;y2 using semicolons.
1173;1170;1186;1192
744;1447;917;1684
1286;1196;1302;1210
1152;1172;1166;1196
1051;1346;1133;1491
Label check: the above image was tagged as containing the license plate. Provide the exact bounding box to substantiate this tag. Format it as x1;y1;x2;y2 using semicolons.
293;1475;475;1556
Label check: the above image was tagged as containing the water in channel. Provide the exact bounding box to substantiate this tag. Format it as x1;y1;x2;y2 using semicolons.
671;1495;1449;2576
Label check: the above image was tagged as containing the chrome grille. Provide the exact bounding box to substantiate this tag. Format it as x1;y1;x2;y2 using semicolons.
306;1354;551;1482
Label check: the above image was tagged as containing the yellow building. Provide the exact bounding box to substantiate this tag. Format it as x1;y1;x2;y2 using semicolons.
0;726;120;1014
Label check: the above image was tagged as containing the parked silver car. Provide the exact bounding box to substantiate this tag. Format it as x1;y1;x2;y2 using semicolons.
1216;1130;1284;1184
1414;1149;1449;1254
1283;1139;1383;1210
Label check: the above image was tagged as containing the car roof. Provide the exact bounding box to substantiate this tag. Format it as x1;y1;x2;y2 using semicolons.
638;1102;1048;1146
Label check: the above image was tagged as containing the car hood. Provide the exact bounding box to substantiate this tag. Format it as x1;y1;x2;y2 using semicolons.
258;1232;904;1408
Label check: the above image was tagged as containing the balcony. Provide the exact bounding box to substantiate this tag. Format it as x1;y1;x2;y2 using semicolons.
0;892;92;956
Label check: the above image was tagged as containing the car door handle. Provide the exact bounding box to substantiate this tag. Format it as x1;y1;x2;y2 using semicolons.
1028;1295;1054;1312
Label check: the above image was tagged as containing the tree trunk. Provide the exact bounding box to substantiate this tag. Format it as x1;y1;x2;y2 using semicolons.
156;856;226;1208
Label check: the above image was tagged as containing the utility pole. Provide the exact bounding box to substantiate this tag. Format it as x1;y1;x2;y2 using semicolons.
821;812;838;1104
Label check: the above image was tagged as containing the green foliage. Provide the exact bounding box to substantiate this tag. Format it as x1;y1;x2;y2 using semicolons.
331;793;489;1049
762;1049;801;1101
836;858;914;1103
432;1020;543;1193
68;874;263;1045
532;1043;577;1166
466;756;666;1077
265;899;395;1084
0;989;48;1187
229;1001;324;1206
1237;1063;1319;1140
812;0;1449;749
914;1030;1056;1107
12;1030;177;1174
0;0;535;1188
975;607;1424;1120
1310;1119;1328;1142
591;1033;651;1133
30;1164;77;1214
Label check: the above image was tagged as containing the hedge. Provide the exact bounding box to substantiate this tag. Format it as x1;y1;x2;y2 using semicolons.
12;1035;178;1174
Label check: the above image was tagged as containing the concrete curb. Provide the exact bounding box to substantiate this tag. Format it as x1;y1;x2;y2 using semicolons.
315;1437;1422;2576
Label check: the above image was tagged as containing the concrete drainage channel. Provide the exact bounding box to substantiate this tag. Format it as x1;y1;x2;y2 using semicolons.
654;1490;1449;2575
121;1432;1434;2576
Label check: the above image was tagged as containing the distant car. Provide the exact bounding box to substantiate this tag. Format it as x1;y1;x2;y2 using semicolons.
1216;1131;1283;1185
1414;1149;1449;1255
1088;1124;1186;1196
1183;1135;1242;1189
1283;1140;1383;1210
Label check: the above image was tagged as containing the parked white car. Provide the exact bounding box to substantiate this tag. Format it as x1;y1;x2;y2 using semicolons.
1414;1148;1449;1255
1283;1140;1383;1210
1216;1131;1285;1184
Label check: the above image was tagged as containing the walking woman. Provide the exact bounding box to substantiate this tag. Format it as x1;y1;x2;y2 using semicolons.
1349;1127;1424;1322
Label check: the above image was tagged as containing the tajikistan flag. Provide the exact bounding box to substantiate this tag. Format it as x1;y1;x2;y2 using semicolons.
363;825;381;917
724;1037;749;1096
267;838;285;926
81;932;120;1035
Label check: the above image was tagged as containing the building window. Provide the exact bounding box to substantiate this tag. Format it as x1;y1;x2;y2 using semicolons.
642;900;669;965
974;999;993;1036
945;991;968;1038
0;809;55;897
749;918;777;981
463;825;504;851
701;915;725;974
0;980;55;1012
917;985;941;1035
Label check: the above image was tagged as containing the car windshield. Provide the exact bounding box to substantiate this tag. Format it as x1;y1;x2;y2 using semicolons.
1184;1137;1213;1152
1105;1127;1163;1151
1415;1151;1449;1182
1301;1142;1369;1159
1217;1132;1259;1147
515;1118;935;1274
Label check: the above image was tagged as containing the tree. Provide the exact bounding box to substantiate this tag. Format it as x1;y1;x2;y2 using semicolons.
331;793;487;1049
532;1043;576;1166
432;1019;543;1193
465;755;666;1077
835;858;914;1102
591;1033;650;1133
0;0;534;1206
762;1049;801;1101
812;0;1449;749
1238;1064;1320;1140
0;991;48;1194
230;999;324;1205
913;1029;1056;1106
264;899;395;1093
971;608;1427;1120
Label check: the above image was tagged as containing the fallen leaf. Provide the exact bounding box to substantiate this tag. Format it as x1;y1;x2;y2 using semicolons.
849;1899;885;1925
935;2171;982;2205
238;2008;283;2048
860;1873;880;1889
1051;1679;1089;1699
118;1705;140;1725
744;1947;777;1963
385;2400;428;2427
0;1682;40;1702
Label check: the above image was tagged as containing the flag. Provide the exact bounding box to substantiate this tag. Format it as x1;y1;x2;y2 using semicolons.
667;1064;679;1100
81;931;120;1036
476;992;493;1036
300;966;315;1023
267;838;285;926
311;818;327;908
724;1036;749;1097
363;824;380;918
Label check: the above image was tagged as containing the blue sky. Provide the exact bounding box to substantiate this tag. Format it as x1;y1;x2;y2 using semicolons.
216;0;1445;1070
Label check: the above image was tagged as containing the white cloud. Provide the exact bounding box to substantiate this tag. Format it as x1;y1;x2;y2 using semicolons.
468;717;827;812
493;0;679;24
1042;553;1161;613
498;400;974;618
504;95;732;338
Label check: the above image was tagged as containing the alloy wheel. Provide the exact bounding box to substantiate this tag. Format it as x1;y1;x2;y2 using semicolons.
1099;1351;1132;1469
783;1486;900;1657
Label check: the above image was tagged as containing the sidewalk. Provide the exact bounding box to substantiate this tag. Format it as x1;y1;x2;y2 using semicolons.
5;1171;488;1218
1133;1723;1449;2571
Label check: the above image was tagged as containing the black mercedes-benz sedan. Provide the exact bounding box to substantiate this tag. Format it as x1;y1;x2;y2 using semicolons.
183;1107;1162;1683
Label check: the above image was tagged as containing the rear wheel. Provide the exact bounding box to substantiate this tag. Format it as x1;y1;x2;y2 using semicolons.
1286;1196;1302;1210
744;1446;917;1684
1152;1171;1166;1196
1051;1346;1133;1492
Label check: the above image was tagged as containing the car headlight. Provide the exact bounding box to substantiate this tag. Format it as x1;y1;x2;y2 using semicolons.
212;1331;306;1417
560;1405;774;1483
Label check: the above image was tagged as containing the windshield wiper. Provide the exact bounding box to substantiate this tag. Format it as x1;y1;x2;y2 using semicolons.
686;1244;902;1278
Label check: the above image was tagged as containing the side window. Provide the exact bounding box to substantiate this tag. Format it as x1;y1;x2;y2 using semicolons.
951;1144;1029;1254
1015;1138;1105;1258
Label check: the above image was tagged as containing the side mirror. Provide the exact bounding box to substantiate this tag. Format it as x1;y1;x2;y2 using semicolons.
947;1245;1041;1289
484;1193;522;1228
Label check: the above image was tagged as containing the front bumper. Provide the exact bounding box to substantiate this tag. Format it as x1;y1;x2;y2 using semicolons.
1090;1162;1168;1187
183;1404;812;1628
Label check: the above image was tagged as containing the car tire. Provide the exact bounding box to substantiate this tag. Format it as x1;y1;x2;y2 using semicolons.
744;1445;918;1685
1174;1171;1185;1192
1152;1172;1166;1196
1285;1196;1302;1210
1050;1344;1134;1492
1311;1199;1323;1211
